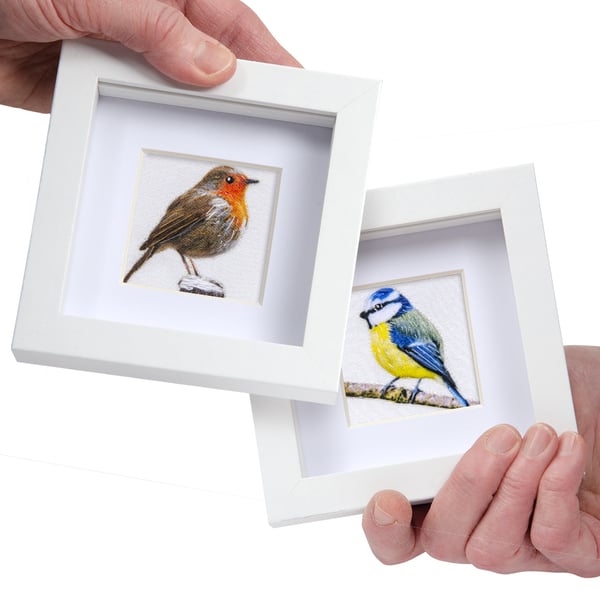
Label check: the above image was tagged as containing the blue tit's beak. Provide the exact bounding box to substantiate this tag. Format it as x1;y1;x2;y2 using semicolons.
360;310;373;329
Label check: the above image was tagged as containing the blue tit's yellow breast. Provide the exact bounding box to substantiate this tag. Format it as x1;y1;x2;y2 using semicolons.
370;322;437;380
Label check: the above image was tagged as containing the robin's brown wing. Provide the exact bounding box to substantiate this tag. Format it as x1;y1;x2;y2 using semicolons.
139;192;213;251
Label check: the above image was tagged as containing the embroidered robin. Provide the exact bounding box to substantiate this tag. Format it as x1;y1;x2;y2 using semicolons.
123;165;259;293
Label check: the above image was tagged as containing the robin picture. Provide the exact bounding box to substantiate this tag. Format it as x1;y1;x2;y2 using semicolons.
123;165;259;297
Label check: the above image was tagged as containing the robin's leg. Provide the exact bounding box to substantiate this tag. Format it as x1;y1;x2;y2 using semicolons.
189;259;199;276
380;377;400;399
408;378;423;403
179;252;192;274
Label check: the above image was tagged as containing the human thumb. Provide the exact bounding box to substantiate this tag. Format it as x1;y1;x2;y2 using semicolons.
80;0;236;86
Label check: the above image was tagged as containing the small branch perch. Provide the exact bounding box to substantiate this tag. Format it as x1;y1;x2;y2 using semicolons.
344;382;478;409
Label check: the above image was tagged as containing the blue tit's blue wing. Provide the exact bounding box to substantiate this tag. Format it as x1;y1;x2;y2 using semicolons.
388;310;468;405
387;328;416;349
388;317;457;387
403;343;456;387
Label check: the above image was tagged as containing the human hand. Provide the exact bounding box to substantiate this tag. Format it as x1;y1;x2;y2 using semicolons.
362;345;600;577
0;0;300;112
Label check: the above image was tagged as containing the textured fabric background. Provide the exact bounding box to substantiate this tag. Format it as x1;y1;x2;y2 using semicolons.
344;272;480;425
124;151;280;304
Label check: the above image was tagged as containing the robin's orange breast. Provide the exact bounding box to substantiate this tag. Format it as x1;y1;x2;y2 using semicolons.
217;183;249;230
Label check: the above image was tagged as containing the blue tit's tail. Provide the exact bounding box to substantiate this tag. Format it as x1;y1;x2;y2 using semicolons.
445;383;469;407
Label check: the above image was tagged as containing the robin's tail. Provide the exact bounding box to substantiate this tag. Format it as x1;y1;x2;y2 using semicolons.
123;247;156;283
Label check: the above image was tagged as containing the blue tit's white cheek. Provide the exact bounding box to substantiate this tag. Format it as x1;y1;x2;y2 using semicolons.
369;301;401;326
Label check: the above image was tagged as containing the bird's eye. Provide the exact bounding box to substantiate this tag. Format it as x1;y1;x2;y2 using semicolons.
374;303;383;310
226;175;235;184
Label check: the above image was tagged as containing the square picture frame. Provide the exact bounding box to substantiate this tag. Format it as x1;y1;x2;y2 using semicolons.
251;165;577;526
12;39;380;405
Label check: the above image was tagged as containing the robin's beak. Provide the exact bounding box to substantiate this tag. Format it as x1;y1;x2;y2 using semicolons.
245;178;259;185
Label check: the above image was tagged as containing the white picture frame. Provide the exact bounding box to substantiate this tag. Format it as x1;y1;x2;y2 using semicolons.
11;39;380;405
251;165;577;526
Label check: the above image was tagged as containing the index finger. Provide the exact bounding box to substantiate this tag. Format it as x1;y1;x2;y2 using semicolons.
186;0;302;67
420;424;521;563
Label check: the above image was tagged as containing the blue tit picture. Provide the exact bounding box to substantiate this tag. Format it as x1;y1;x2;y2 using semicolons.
359;287;470;407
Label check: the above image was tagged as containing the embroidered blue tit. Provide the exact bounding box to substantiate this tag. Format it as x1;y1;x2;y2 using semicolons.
359;287;469;406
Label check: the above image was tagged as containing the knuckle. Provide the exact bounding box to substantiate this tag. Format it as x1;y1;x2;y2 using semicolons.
142;5;185;48
538;471;568;495
49;0;99;36
114;4;186;52
496;470;537;505
447;467;490;500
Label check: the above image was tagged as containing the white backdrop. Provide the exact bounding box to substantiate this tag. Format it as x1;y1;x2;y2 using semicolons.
2;1;599;597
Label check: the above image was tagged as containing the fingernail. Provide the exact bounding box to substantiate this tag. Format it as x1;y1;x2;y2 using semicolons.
559;431;579;456
195;41;235;75
485;424;520;455
373;501;396;526
522;424;554;458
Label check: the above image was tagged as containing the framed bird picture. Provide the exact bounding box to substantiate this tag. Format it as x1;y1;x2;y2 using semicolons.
251;165;577;526
11;38;380;405
343;270;481;427
123;150;280;303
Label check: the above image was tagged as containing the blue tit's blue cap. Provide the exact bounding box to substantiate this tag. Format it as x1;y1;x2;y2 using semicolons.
369;287;396;302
